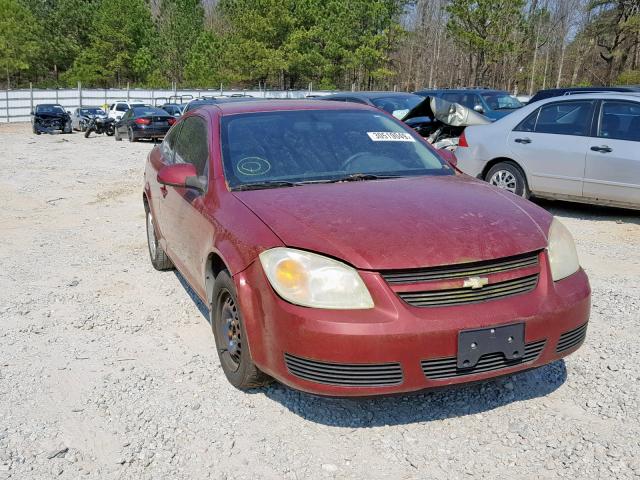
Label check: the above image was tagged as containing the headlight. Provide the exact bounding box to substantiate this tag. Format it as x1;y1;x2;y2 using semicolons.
547;218;580;281
259;248;374;309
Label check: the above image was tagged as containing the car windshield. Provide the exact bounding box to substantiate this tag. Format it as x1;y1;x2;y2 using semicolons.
370;95;424;119
81;108;105;115
37;105;65;114
221;110;452;190
132;107;166;116
481;93;523;110
130;103;146;108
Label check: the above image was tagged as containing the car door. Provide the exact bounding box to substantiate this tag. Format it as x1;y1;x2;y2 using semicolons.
583;99;640;207
507;100;596;197
159;116;211;286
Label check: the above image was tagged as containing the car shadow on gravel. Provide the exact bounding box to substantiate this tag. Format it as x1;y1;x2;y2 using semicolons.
258;361;567;427
173;269;569;428
174;271;209;319
534;199;639;224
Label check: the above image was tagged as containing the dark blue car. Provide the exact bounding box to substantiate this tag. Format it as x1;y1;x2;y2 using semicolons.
413;88;523;121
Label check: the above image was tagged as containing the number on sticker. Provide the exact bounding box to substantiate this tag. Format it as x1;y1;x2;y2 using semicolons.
367;132;416;142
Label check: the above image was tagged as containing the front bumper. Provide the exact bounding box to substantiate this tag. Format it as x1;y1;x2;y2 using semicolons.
236;255;590;397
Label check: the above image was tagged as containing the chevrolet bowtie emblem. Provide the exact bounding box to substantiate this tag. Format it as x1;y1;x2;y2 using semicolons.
463;276;489;289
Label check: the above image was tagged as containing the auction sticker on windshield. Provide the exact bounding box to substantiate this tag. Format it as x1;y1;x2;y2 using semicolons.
367;132;416;142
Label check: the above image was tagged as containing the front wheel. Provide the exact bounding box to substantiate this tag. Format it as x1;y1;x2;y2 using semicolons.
84;127;93;138
485;162;530;198
105;124;115;136
211;270;272;390
63;121;72;134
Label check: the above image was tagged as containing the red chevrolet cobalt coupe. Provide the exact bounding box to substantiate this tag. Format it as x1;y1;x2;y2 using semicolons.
143;100;590;396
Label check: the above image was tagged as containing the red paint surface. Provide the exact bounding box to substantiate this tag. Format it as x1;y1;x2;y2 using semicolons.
143;101;591;396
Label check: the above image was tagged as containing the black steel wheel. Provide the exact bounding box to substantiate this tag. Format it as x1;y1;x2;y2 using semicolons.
211;271;272;390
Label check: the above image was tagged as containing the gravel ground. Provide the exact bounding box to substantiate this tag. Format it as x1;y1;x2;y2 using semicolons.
0;123;639;479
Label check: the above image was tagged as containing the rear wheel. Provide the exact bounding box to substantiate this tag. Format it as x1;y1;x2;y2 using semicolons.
211;270;272;390
128;127;137;142
485;162;529;198
145;209;173;271
115;127;122;141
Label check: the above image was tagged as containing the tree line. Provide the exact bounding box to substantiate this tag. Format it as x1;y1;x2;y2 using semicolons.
1;0;639;92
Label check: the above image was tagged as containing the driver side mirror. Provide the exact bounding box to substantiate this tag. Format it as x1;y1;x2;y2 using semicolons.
157;164;206;192
473;105;484;114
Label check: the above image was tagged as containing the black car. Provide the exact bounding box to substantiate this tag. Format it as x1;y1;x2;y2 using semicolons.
114;106;176;142
160;103;187;117
31;104;72;134
182;96;259;114
529;85;640;104
319;91;425;118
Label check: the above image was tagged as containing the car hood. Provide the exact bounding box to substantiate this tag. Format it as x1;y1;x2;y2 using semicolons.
35;112;68;119
233;175;550;270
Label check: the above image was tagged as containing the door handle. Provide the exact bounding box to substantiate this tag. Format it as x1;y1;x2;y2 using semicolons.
160;185;168;198
514;137;532;144
590;145;612;153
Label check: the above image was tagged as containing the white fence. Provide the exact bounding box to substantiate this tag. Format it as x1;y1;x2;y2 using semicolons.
0;84;333;122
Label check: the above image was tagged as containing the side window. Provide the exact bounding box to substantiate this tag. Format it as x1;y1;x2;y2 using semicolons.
514;109;540;132
598;101;640;142
173;117;209;179
161;123;182;162
517;101;595;136
116;103;128;112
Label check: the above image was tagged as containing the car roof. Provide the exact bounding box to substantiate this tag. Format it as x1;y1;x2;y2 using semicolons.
416;88;509;94
538;86;640;93
200;99;375;116
323;91;420;99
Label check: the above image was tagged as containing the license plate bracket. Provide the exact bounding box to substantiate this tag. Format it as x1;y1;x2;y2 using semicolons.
457;323;525;369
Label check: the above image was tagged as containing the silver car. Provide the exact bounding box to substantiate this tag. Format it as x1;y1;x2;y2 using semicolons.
71;106;108;132
454;93;640;210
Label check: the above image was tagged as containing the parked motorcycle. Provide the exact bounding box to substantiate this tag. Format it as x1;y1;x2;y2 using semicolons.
84;117;115;137
402;97;491;151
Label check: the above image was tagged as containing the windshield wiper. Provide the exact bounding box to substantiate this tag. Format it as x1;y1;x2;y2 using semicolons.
312;173;404;184
233;180;300;191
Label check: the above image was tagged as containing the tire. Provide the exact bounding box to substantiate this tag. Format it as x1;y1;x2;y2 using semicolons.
115;127;122;141
211;270;272;390
485;161;530;198
145;209;174;271
84;127;92;138
106;124;115;136
128;127;137;142
33;124;40;135
63;121;72;134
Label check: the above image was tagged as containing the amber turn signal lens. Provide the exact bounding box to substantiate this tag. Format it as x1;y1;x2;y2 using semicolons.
274;258;306;290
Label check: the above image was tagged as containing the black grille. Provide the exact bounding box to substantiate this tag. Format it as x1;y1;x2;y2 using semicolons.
557;322;588;353
421;339;546;380
398;274;538;307
381;251;540;285
284;353;403;387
